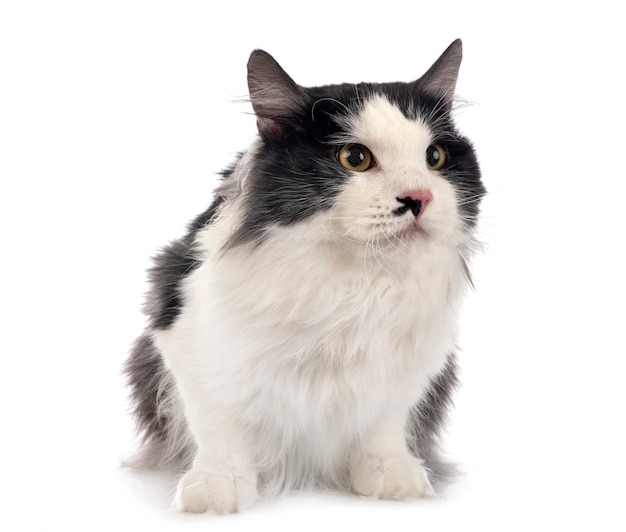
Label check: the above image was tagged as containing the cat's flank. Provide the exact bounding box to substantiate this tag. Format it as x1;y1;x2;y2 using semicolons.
125;39;484;514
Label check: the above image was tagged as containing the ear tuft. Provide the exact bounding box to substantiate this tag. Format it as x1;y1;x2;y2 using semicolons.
247;50;306;139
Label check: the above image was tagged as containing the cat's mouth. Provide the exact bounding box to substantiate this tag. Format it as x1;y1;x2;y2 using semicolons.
394;220;429;240
369;219;429;244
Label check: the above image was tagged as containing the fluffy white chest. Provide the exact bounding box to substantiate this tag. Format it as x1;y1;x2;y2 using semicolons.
156;218;466;463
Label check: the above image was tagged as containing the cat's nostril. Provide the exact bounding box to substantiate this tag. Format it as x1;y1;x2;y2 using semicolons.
394;190;433;217
394;197;421;217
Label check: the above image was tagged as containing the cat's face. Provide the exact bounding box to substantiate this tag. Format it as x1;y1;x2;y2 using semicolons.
230;40;484;250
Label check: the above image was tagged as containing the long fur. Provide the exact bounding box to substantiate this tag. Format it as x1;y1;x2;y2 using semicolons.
124;39;484;512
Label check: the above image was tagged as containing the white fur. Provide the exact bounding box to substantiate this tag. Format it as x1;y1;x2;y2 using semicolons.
153;95;472;513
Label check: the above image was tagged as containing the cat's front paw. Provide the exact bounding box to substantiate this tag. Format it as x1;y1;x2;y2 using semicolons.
175;468;257;514
350;453;434;500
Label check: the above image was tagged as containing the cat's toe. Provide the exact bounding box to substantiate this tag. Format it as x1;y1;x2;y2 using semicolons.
350;454;434;500
175;468;257;514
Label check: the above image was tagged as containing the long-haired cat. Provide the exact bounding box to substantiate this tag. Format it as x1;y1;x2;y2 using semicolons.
125;39;484;514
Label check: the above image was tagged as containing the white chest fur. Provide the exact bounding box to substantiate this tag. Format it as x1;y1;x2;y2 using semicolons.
154;213;467;491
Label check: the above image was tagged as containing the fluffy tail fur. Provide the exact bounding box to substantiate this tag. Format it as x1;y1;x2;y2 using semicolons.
123;334;194;470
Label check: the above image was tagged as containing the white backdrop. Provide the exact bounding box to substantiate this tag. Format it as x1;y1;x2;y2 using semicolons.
2;1;625;530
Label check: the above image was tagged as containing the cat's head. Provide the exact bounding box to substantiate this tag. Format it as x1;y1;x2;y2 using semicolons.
229;40;484;251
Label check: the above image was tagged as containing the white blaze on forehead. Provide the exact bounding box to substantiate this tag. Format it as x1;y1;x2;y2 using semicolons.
344;94;433;170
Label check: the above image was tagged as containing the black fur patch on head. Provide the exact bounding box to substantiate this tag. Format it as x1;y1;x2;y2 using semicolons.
437;132;484;226
227;132;348;246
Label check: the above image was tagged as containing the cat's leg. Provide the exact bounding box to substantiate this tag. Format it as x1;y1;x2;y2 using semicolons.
154;324;258;514
174;397;258;514
349;414;434;500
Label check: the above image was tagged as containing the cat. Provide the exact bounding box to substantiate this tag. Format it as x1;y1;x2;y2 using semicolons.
124;39;484;514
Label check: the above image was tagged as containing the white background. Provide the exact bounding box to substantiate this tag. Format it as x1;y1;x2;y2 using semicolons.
2;1;625;530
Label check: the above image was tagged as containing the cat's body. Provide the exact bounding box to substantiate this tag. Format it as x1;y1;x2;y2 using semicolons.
125;40;484;513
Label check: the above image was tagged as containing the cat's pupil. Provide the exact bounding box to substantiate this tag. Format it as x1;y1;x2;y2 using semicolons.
346;147;365;167
427;147;440;165
426;144;447;170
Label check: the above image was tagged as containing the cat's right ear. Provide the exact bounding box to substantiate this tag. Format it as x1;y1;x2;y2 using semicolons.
247;50;306;140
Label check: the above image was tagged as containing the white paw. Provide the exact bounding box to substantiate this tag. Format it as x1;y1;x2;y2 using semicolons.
350;453;434;500
175;468;257;514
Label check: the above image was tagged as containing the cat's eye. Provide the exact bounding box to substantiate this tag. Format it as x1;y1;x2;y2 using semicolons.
426;144;446;171
337;144;374;172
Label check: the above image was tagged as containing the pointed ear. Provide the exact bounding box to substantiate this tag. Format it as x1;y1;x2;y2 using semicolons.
418;39;463;110
247;50;306;139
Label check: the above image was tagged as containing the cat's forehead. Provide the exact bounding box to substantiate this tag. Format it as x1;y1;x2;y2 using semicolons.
327;92;434;166
346;94;431;143
309;81;447;143
311;81;419;118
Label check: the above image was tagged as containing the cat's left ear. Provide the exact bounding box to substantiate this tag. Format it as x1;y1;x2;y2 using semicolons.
417;39;463;110
247;50;306;139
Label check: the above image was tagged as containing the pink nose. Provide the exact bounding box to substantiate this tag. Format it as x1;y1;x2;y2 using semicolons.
395;190;433;217
405;190;433;206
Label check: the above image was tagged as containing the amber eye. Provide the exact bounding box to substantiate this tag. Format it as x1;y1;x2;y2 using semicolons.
426;144;446;170
338;144;374;172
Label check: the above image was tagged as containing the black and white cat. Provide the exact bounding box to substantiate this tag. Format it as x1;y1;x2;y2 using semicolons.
125;39;484;514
